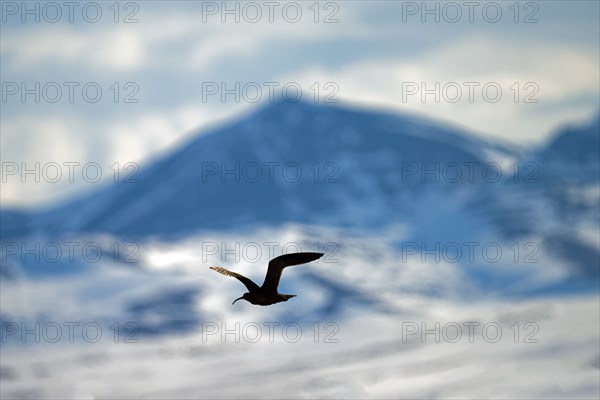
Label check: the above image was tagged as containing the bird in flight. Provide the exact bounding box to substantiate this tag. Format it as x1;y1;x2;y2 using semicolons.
210;252;324;306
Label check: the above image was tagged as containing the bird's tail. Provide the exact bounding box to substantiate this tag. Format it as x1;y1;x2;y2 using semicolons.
281;294;296;301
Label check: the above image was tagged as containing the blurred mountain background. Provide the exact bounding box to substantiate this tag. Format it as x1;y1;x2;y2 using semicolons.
1;0;599;397
1;100;598;398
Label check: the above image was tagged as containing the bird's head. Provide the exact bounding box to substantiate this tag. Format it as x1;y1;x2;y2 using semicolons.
232;293;250;305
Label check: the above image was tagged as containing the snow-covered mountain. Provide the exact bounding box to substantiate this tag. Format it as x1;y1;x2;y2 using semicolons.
1;99;598;282
2;100;598;282
5;101;515;237
1;101;598;398
5;102;598;240
469;115;600;282
2;99;520;238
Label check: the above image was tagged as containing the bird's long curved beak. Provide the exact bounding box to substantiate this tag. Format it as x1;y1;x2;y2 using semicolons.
232;297;243;305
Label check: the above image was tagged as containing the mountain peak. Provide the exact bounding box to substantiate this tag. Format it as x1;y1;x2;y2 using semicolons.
20;100;505;239
3;102;595;241
538;113;600;165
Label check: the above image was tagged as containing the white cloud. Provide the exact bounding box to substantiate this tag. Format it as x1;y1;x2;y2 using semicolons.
285;35;599;143
1;26;145;71
0;102;249;207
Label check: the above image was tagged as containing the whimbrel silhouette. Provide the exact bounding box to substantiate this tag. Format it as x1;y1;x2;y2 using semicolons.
210;252;324;306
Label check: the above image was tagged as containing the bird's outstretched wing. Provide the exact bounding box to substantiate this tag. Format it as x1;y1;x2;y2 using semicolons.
210;267;260;293
261;252;324;295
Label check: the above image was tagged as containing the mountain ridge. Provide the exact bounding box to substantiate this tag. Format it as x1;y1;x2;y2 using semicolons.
1;100;598;241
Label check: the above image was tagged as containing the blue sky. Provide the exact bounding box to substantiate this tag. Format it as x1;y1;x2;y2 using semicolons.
1;0;599;206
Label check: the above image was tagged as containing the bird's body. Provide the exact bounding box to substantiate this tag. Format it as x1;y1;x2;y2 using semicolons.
210;252;324;306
